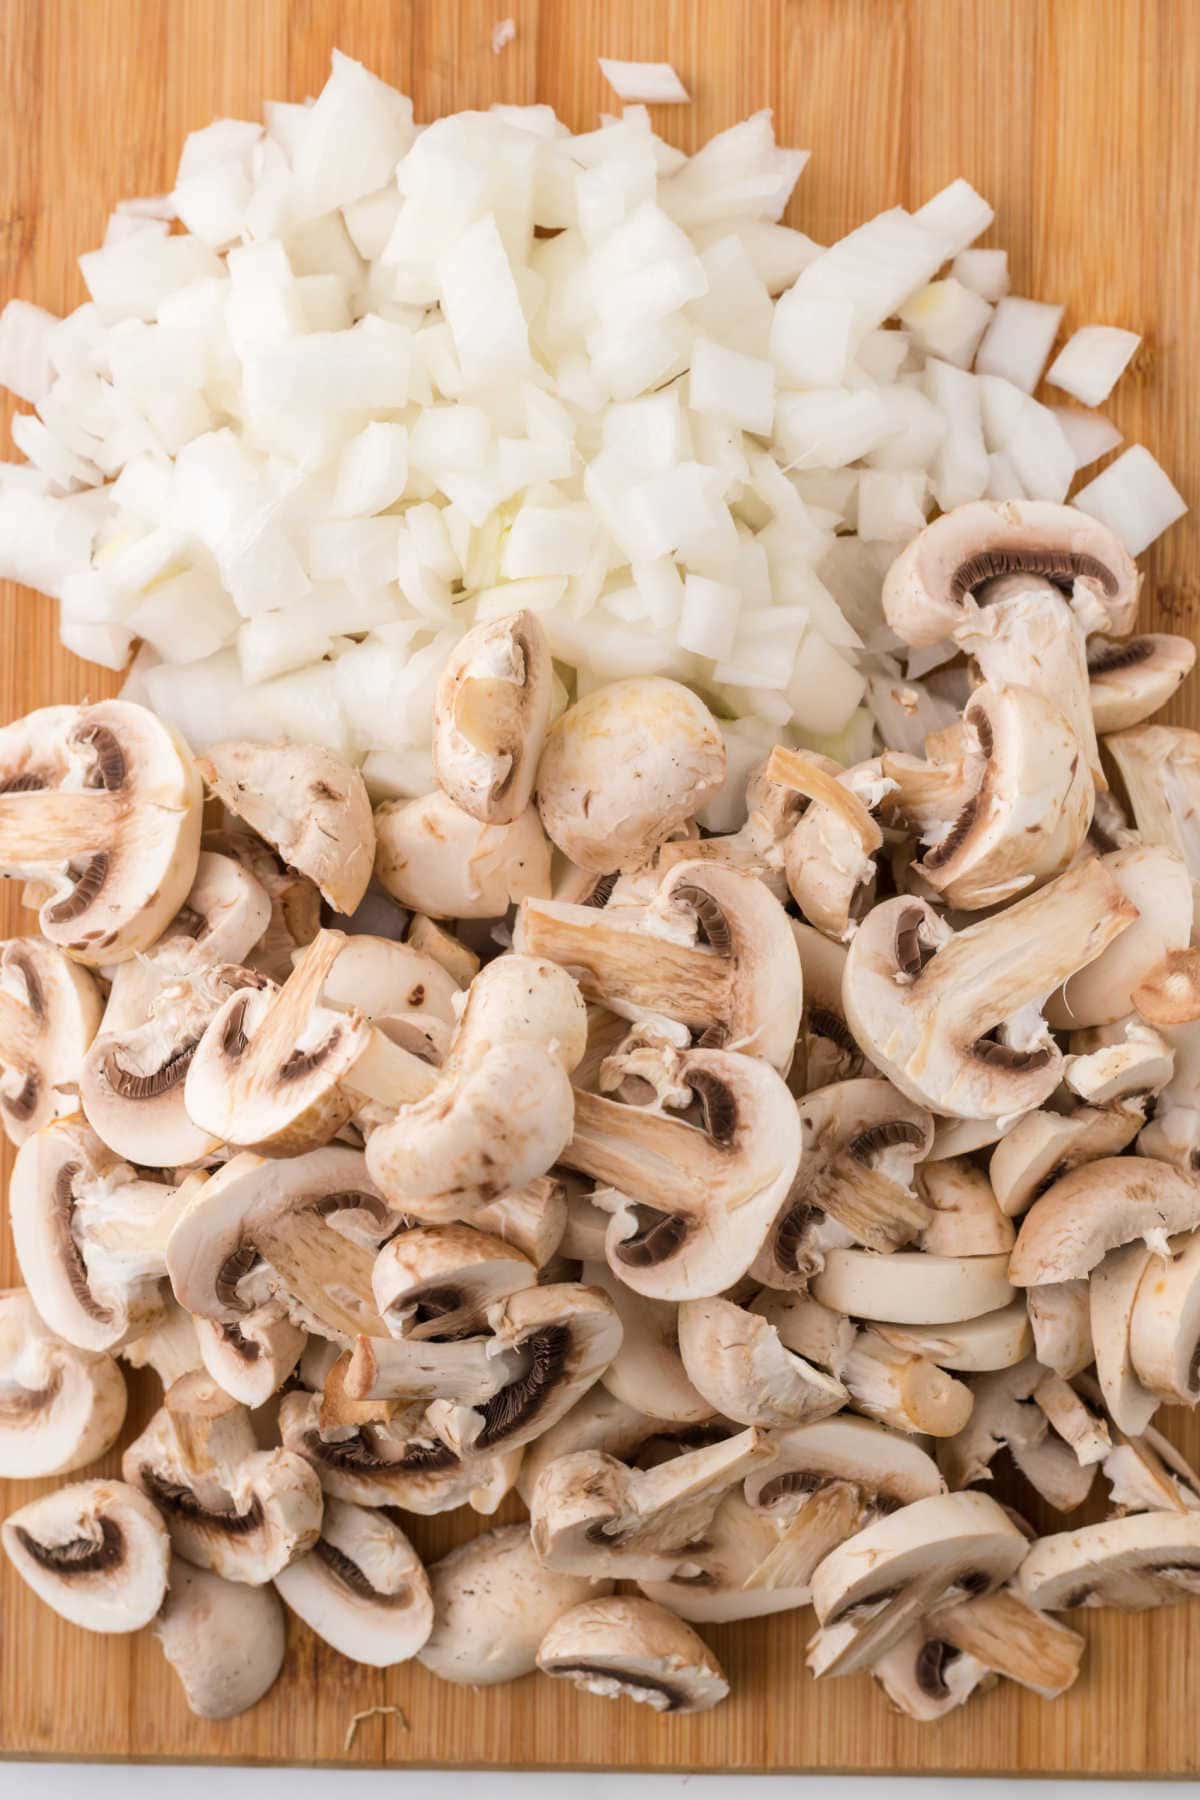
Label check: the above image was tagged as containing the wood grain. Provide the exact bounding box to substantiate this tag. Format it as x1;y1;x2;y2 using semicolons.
0;0;1197;1776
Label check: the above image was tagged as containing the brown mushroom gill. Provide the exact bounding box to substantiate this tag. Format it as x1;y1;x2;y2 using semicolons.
0;1368;61;1420
13;1515;123;1575
76;723;127;791
615;1207;690;1269
475;1323;571;1448
221;997;252;1060
311;1191;390;1228
971;1035;1053;1072
671;885;734;956
45;853;110;925
8;948;45;1017
773;1201;825;1275
894;909;936;979
675;1069;738;1147
1088;640;1155;676
53;1162;111;1324
808;1009;858;1054
916;1637;962;1699
103;1038;199;1101
0;773;47;794
313;1537;409;1606
950;549;1117;603
922;797;979;870
279;1029;342;1083
847;1121;926;1162
2;1069;39;1122
582;872;618;909
304;1429;458;1474
220;1322;261;1362
757;1470;824;1508
139;1466;264;1535
547;1664;688;1710
215;1245;262;1312
827;1583;901;1625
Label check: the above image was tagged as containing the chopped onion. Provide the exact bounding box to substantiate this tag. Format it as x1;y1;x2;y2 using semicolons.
1072;445;1188;555
1052;406;1124;469
1046;325;1140;406
974;295;1064;393
598;60;691;105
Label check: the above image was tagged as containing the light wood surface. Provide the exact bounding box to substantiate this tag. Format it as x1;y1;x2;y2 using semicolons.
1;0;1197;1776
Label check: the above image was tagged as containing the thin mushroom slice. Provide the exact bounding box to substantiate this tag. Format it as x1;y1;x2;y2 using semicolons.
771;749;887;941
1089;633;1196;732
164;849;273;969
2;1478;169;1632
750;1289;857;1379
640;1489;813;1623
1139;1017;1200;1173
677;1297;847;1429
406;913;480;988
372;1224;537;1342
934;1585;1083;1699
1045;846;1193;1031
842;859;1136;1120
418;1523;611;1686
1105;724;1200;927
273;1498;433;1667
807;1489;1028;1677
870;1627;991;1722
1080;1380;1200;1517
318;931;461;1052
0;938;101;1145
813;1249;1014;1325
433;609;553;824
1089;1241;1161;1436
876;1298;1033;1374
583;1262;713;1426
841;1329;974;1438
0;700;203;964
937;1357;1095;1511
0;1288;127;1478
537;1594;729;1714
156;1558;286;1719
193;1305;306;1410
1128;1228;1200;1404
516;1387;695;1506
1018;1512;1200;1612
200;740;375;915
278;1387;491;1515
1009;1156;1200;1286
916;1158;1014;1256
990;1102;1144;1219
1027;1280;1094;1378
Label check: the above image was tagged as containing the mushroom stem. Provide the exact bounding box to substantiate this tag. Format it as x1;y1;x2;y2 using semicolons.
765;747;883;854
0;789;120;862
253;1208;387;1341
742;1481;863;1593
517;902;726;1025
934;1586;1083;1697
346;1333;524;1404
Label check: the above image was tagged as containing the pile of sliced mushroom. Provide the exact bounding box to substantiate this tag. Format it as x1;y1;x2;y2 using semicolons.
5;494;1200;1725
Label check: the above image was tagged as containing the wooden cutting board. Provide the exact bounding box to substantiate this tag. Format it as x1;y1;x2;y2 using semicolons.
1;0;1198;1776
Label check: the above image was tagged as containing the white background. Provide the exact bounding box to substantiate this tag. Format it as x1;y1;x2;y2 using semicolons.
0;1774;1181;1797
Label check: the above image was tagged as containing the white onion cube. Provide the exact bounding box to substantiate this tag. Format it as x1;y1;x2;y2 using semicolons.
774;388;895;470
1072;445;1188;555
0;300;56;405
769;293;855;388
677;573;741;659
913;179;994;257
688;335;774;435
438;213;531;389
856;470;928;543
1046;325;1141;407
502;503;595;578
974;295;1063;393
952;248;1009;303
332;422;410;516
899;278;992;368
292;51;415;220
1052;407;1123;470
598;59;691;104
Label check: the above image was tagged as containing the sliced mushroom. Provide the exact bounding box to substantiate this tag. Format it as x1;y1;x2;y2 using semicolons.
1140;1018;1200;1172
417;1522;610;1685
211;822;321;983
200;740;374;915
537;1594;729;1713
792;922;867;1089
372;1223;536;1342
676;1296;847;1429
156;1557;286;1718
583;1262;712;1426
876;1299;1032;1374
916;1157;1014;1256
769;748;887;940
515;1385;688;1507
279;1386;494;1515
639;1488;812;1623
870;1626;991;1722
1088;633;1196;732
472;1175;568;1269
1105;724;1200;927
1082;1383;1200;1516
1046;846;1192;1031
990;1101;1143;1218
1128;1228;1200;1403
193;1304;306;1410
1009;1156;1200;1285
840;1329;974;1437
122;1300;204;1389
937;1357;1094;1510
0;938;101;1144
344;1331;524;1405
655;754;801;904
1018;1512;1200;1611
2;1477;170;1631
842;859;1136;1119
750;1288;857;1378
374;787;551;919
432;610;553;823
0;1287;126;1477
1027;1280;1094;1378
934;1585;1083;1698
1032;1370;1111;1467
273;1497;432;1666
813;1248;1013;1324
559;1180;615;1262
1089;1240;1161;1435
406;912;480;987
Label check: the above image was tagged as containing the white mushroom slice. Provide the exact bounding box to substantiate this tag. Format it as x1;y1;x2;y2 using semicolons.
990;1102;1143;1218
156;1557;286;1718
427;1282;621;1458
559;1181;613;1262
0;700;203;964
2;1477;170;1632
319;931;461;1046
418;1523;610;1685
536;677;726;874
677;1296;847;1429
1084;1384;1200;1516
1105;724;1200;927
372;1224;536;1342
537;1594;728;1713
882;685;1092;909
1032;1371;1111;1466
1090;1241;1161;1436
1018;1512;1200;1612
1128;1229;1200;1403
344;1332;523;1404
0;939;101;1144
917;1157;1014;1255
871;1626;991;1722
882;499;1139;648
876;1299;1032;1373
194;1306;306;1409
655;758;801;906
747;1415;943;1520
772;750;886;940
1140;1017;1200;1172
0;1288;126;1477
1046;846;1193;1031
841;1329;974;1437
124;1372;323;1582
926;1112;1022;1163
1088;634;1196;732
517;858;803;1072
937;1357;1094;1509
200;740;374;915
374;788;551;919
807;1489;1028;1677
1130;949;1200;1029
279;1387;490;1514
750;1289;857;1379
639;1488;810;1622
792;923;867;1089
813;1249;1013;1324
273;1498;432;1667
583;1262;712;1426
471;1175;568;1268
565;1046;802;1301
122;1300;204;1389
168;849;273;968
1009;1155;1200;1285
211;825;321;985
934;1585;1083;1698
843;860;1136;1120
530;1427;772;1579
9;1114;174;1352
432;610;553;824
406;912;480;987
1027;1280;1094;1378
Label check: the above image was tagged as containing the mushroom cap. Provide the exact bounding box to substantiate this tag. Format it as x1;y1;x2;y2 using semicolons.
156;1557;286;1718
870;1625;991;1722
536;1593;728;1713
813;1248;1014;1325
319;932;460;1048
882;499;1139;647
745;1415;944;1516
751;1287;857;1377
917;1156;1014;1255
1045;846;1193;1031
2;1477;169;1632
677;1296;848;1428
781;757;884;941
1009;1156;1200;1285
170;849;273;967
279;1388;486;1514
583;1260;712;1426
0;1288;127;1477
373;1223;537;1341
273;1498;433;1667
516;1385;678;1506
1088;633;1196;733
1089;1240;1161;1436
418;1522;609;1685
432;609;554;824
193;1306;306;1410
1129;1229;1200;1404
374;789;551;919
639;1488;815;1623
0;937;102;1146
536;678;726;874
1018;1511;1200;1611
1027;1279;1094;1378
200;740;375;915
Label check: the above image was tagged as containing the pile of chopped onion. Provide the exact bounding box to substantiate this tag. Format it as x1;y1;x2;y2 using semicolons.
0;50;1186;805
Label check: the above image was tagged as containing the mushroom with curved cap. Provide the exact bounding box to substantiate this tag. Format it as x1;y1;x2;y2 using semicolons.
1070;1017;1177;1107
1105;724;1200;928
880;685;1093;909
194;1305;307;1410
0;1288;126;1477
0;938;101;1145
840;1329;975;1437
768;748;887;940
933;1584;1084;1699
518;858;803;1072
156;1557;286;1718
936;1357;1094;1510
990;1101;1144;1219
279;1386;500;1515
792;923;867;1090
210;822;321;984
881;499;1139;648
750;1289;857;1378
1130;950;1200;1029
583;1261;713;1426
916;1157;1014;1255
1027;1280;1094;1378
1127;1229;1200;1404
842;859;1137;1120
1018;1512;1200;1611
2;1477;169;1631
425;1281;622;1458
418;1522;611;1685
432;609;553;823
870;1626;992;1722
1045;846;1192;1031
1089;1240;1162;1436
564;1046;802;1302
123;1371;323;1583
1008;1156;1200;1286
1088;634;1195;733
535;677;726;874
876;1299;1033;1374
813;1248;1014;1325
199;740;374;915
273;1498;432;1667
372;1223;536;1342
639;1488;813;1622
676;1296;848;1429
530;1426;773;1579
374;788;552;919
168;848;273;966
806;1488;1028;1677
537;1594;728;1713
